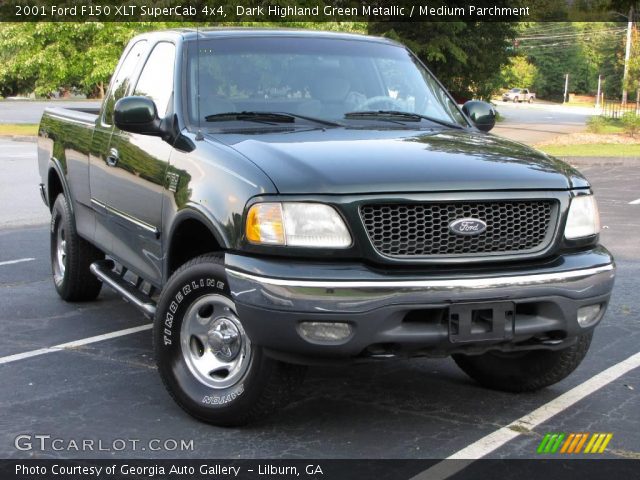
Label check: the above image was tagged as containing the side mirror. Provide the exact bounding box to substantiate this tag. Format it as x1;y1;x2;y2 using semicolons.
462;100;496;132
114;96;161;135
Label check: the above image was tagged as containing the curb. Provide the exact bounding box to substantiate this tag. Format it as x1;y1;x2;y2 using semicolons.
560;156;639;167
0;135;37;143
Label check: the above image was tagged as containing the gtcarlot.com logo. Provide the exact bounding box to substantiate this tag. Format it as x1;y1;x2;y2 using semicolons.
537;432;613;454
14;434;194;452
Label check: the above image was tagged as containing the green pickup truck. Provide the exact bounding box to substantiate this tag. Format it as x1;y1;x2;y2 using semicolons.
37;28;614;426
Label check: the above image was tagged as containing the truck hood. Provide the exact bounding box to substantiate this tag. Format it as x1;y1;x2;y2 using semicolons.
209;128;587;194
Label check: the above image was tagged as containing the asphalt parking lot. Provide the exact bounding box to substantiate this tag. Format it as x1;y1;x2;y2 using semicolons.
0;139;638;461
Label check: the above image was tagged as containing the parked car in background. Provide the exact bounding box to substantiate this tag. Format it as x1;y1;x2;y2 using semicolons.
503;88;535;103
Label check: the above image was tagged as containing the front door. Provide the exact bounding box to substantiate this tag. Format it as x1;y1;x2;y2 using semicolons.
89;39;148;254
103;41;177;285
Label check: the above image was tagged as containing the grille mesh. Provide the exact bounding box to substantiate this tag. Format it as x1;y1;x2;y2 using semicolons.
360;201;555;257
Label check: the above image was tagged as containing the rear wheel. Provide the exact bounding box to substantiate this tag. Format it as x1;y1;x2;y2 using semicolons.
453;333;592;392
50;194;104;301
154;254;305;426
513;96;519;103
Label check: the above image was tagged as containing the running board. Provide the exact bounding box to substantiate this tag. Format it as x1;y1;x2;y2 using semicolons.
90;260;157;319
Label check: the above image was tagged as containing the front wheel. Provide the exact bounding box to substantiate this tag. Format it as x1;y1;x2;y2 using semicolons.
528;97;534;104
154;254;305;426
453;333;592;392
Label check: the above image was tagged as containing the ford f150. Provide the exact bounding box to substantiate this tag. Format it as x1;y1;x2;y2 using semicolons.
37;29;615;426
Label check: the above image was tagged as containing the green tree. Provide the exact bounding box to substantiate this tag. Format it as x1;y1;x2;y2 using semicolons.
510;21;632;100
0;21;365;98
368;21;517;100
501;56;539;88
0;23;163;97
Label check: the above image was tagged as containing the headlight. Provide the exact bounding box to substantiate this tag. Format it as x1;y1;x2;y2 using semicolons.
245;202;351;248
564;195;600;239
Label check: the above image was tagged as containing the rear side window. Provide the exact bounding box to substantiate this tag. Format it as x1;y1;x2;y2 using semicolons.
103;40;147;125
133;42;176;118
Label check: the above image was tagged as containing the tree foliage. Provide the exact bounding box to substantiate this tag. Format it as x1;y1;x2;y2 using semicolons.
368;22;517;100
0;23;167;97
501;56;539;89
509;21;637;100
0;21;366;98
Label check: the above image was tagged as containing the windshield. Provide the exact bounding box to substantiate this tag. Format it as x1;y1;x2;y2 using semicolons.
185;36;468;128
510;88;521;93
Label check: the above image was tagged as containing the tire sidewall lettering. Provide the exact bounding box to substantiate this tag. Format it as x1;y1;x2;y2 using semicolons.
162;277;226;348
201;384;245;405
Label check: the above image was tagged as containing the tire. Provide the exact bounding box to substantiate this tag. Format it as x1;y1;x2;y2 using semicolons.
153;254;305;426
528;97;534;104
50;193;104;301
452;333;593;393
513;96;519;103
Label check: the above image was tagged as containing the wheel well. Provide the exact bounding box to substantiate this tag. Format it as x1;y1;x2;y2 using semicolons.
48;169;64;210
168;219;223;276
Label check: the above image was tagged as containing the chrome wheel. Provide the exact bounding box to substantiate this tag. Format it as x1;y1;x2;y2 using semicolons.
53;222;67;285
180;294;251;389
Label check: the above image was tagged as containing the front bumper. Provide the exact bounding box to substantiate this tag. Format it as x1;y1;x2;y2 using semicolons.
225;247;615;361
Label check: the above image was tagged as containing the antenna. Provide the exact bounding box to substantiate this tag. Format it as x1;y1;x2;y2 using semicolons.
195;25;203;141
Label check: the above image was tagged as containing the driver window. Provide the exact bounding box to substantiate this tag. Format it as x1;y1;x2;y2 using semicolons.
134;42;176;118
103;40;147;125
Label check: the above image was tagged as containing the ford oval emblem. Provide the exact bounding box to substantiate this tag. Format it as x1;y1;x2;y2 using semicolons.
449;218;487;236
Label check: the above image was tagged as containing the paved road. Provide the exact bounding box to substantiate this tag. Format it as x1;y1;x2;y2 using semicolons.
0;139;638;460
0;140;49;227
493;103;592;145
0;100;100;124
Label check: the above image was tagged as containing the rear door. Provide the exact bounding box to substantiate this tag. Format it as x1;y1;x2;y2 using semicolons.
103;41;177;285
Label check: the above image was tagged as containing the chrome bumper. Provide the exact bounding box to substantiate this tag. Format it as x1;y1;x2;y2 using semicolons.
226;264;615;314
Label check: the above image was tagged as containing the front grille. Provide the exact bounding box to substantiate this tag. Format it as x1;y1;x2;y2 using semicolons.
360;200;555;257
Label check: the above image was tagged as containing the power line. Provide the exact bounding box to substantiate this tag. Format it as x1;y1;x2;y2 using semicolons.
517;28;626;41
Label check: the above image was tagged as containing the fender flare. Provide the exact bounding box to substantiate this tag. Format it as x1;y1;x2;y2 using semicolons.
47;156;73;215
163;205;230;280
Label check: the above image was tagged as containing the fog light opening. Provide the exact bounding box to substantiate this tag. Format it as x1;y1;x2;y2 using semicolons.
298;322;353;344
577;304;602;328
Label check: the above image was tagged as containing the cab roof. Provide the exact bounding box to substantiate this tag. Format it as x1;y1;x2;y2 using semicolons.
135;27;401;46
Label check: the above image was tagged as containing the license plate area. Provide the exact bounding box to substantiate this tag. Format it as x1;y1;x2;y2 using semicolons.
449;302;515;343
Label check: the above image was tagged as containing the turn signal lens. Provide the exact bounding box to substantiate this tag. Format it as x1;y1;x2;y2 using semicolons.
245;203;285;245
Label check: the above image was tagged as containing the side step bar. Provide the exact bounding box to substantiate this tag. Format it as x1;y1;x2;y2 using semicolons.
90;260;157;319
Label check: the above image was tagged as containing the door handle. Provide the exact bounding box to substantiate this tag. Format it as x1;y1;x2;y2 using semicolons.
106;148;119;167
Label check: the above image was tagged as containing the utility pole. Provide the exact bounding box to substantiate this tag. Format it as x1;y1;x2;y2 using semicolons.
622;5;634;105
596;74;602;109
564;73;569;103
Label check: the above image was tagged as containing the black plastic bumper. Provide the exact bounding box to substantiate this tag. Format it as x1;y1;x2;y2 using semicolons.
225;247;615;362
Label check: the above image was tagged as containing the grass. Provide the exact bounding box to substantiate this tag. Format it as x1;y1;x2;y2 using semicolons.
587;117;625;134
538;143;640;157
0;124;38;136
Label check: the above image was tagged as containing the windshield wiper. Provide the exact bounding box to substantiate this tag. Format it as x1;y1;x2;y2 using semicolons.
205;111;295;124
204;111;342;127
344;110;463;129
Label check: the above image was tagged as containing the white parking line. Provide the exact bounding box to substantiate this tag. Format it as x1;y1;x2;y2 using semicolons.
629;198;640;205
0;257;35;267
0;324;152;366
412;350;640;479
